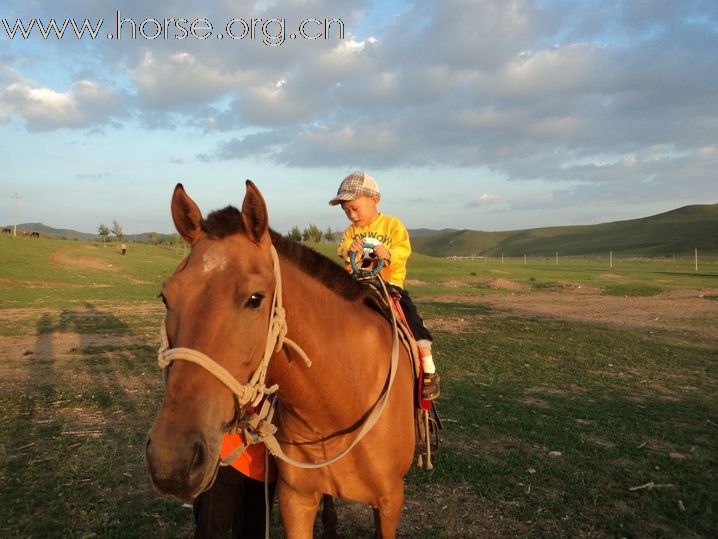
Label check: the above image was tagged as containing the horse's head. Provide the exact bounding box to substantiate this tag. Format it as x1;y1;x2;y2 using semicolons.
146;181;275;501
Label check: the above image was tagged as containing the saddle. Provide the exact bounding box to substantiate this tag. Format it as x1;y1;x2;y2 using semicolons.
358;275;443;469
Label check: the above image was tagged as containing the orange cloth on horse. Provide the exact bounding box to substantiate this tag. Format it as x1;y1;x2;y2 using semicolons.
220;433;277;482
337;213;411;288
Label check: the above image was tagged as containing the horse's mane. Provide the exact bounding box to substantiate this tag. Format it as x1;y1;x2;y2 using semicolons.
202;206;370;303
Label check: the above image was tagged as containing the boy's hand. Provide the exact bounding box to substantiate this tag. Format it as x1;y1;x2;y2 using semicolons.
349;240;364;253
373;244;391;261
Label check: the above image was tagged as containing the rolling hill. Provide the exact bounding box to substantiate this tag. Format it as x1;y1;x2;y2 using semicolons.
7;203;717;257
6;223;175;244
411;203;718;257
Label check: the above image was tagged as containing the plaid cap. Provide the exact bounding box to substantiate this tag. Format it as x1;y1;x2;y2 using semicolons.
328;172;381;206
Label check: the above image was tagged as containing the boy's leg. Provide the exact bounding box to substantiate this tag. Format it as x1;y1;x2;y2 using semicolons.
233;476;277;539
193;465;241;538
193;466;276;539
394;286;440;400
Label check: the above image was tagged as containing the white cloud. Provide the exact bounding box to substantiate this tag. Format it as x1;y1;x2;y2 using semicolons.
468;194;501;207
0;78;122;131
128;51;256;109
1;0;715;212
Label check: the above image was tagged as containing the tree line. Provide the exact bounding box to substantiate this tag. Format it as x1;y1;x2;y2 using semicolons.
97;221;340;246
287;224;340;243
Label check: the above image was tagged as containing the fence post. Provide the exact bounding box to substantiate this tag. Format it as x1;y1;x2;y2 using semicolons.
610;250;613;269
695;248;698;272
555;251;558;265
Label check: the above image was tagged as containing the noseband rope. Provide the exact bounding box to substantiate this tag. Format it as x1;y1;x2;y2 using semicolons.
156;244;400;470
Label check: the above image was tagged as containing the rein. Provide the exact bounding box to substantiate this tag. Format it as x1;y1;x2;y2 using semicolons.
156;245;401;470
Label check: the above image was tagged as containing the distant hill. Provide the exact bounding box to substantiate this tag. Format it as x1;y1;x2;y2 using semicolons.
9;203;718;256
408;228;459;238
411;204;718;257
7;223;175;244
7;223;96;241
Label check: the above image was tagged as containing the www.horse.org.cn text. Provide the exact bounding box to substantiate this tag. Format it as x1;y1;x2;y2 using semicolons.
1;11;346;46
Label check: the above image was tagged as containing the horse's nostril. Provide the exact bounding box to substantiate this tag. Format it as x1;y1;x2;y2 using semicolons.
190;440;206;473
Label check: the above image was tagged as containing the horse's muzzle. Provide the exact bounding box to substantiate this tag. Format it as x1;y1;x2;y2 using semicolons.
145;432;217;501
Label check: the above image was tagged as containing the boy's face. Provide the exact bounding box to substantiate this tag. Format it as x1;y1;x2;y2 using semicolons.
340;196;379;227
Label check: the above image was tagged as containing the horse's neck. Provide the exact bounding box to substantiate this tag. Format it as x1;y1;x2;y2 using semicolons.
269;261;389;439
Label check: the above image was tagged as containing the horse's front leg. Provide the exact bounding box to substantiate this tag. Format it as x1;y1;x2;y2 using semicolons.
278;480;321;539
372;486;405;539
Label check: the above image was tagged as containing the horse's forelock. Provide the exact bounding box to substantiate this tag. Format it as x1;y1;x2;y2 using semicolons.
201;206;246;238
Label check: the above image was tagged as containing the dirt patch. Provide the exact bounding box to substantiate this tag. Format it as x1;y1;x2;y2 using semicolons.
127;277;153;285
51;249;118;272
525;386;567;396
519;396;550;408
488;269;510;275
404;279;429;287
0;278;83;289
425;316;473;334
486;278;530;291
440;280;471;288
434;288;718;341
554;281;603;294
0;333;155;381
598;273;624;280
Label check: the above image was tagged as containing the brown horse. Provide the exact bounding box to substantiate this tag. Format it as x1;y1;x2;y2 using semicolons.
146;182;415;538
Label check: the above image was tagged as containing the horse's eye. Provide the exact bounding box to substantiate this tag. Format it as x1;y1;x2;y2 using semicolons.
245;293;264;309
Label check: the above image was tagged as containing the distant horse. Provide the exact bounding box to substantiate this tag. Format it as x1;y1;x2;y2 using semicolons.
30;231;40;239
1;227;11;235
146;182;415;538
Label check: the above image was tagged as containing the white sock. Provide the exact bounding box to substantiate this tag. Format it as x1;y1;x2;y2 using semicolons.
417;340;435;374
421;354;436;374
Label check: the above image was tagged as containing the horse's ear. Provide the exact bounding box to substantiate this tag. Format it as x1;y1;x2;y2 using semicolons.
171;183;203;245
241;180;270;245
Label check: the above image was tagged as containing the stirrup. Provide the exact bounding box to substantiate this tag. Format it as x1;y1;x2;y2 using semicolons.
422;372;440;400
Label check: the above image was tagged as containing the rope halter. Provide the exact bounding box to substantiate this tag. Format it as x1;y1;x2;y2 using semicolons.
156;245;311;411
154;243;399;471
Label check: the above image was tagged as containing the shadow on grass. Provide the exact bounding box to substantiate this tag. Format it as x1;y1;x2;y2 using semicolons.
1;303;191;537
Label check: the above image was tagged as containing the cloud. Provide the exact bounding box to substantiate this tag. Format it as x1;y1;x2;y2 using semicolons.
468;194;501;207
128;51;256;110
0;77;123;131
1;0;716;203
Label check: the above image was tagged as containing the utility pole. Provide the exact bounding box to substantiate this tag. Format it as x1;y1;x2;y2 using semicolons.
11;193;21;237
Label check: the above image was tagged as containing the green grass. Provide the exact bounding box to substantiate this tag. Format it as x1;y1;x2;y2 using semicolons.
403;310;718;537
1;235;717;537
0;236;183;308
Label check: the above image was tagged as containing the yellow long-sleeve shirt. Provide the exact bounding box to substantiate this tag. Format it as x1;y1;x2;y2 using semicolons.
337;213;411;288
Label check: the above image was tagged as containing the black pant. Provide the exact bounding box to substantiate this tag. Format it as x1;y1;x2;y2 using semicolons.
193;465;276;539
391;285;433;342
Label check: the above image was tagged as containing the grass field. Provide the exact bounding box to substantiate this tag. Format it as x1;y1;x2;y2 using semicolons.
1;235;717;537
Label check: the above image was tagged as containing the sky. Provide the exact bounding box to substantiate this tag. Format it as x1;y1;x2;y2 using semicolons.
0;0;716;235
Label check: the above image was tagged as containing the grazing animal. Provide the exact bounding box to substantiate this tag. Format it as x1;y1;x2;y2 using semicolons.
30;231;40;239
146;182;415;538
1;227;11;234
